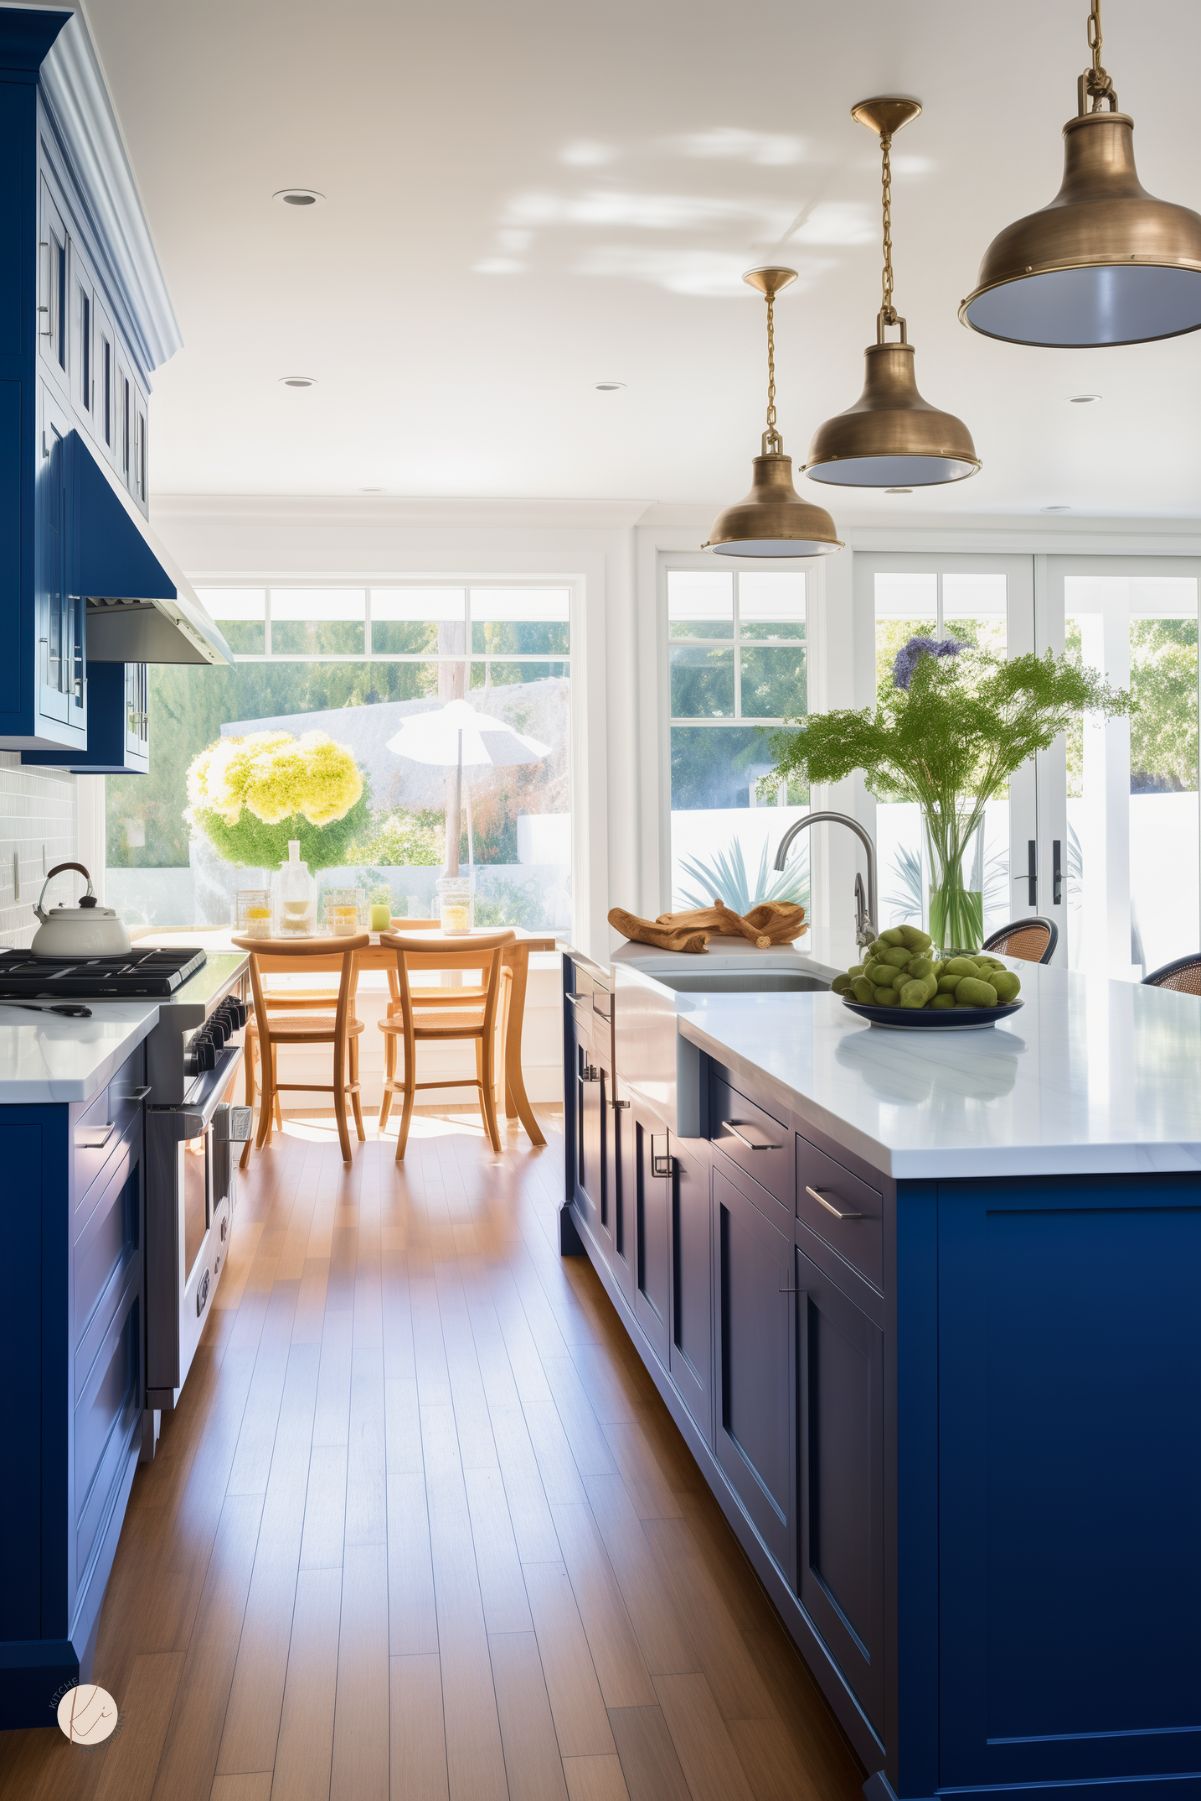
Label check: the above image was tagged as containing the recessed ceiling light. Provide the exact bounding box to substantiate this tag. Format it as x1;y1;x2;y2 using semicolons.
279;375;316;388
1042;503;1071;512
1068;393;1101;404
273;188;324;207
884;486;913;495
594;380;626;392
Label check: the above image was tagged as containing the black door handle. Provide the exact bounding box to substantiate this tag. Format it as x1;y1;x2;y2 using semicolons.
1052;838;1063;907
1026;839;1038;908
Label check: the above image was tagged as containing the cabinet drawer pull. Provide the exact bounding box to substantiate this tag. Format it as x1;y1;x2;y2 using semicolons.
118;1084;152;1106
805;1184;864;1222
78;1120;118;1153
722;1119;783;1152
611;1097;630;1110
580;1064;600;1083
593;1008;612;1024
566;991;591;1006
651;1135;675;1178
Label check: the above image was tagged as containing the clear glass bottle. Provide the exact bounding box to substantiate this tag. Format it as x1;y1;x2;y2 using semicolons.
275;839;316;937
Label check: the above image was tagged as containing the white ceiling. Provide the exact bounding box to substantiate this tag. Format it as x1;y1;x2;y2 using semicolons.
85;0;1201;518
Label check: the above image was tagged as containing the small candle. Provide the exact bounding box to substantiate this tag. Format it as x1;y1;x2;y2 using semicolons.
442;902;471;933
369;902;391;932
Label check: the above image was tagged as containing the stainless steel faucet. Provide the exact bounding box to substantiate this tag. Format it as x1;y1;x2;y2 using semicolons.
773;810;878;949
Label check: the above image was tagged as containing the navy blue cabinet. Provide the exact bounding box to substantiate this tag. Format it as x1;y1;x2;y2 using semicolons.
631;1112;671;1364
25;659;149;773
713;1160;796;1581
936;1180;1201;1792
667;1139;711;1443
0;1043;146;1726
0;11;170;754
795;1234;885;1736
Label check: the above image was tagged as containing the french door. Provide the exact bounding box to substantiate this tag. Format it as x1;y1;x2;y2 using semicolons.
852;554;1038;945
1038;557;1201;977
854;551;1201;976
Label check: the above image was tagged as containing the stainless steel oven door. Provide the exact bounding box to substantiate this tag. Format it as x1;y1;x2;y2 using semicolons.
145;1047;243;1410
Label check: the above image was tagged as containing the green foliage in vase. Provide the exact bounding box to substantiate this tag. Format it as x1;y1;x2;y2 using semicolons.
767;643;1128;853
676;838;810;913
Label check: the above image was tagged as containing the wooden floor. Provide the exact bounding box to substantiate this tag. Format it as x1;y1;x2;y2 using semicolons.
0;1110;864;1801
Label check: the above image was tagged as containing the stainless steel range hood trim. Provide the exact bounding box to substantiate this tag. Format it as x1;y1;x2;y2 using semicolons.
71;432;232;666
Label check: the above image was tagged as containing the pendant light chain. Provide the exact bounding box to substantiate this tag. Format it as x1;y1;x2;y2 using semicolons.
880;130;896;328
1084;0;1115;109
763;290;783;454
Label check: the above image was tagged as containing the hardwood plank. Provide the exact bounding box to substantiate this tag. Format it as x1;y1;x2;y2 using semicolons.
150;1491;265;1801
298;1441;348;1570
389;1655;449;1801
523;1401;586;1505
269;1566;342;1801
579;1474;696;1677
652;1672;755;1801
210;1778;273;1801
740;1626;864;1800
90;1651;185;1801
330;1541;389;1801
727;1712;855;1801
464;1463;534;1634
488;1630;570;1801
387;1467;439;1655
217;1343;319;1774
563;1754;631;1801
489;1405;562;1564
523;1561;615;1759
344;1361;387;1545
642;1516;773;1722
606;1705;691;1801
550;1502;655;1709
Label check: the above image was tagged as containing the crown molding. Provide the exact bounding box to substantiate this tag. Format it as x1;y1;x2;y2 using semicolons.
35;2;181;371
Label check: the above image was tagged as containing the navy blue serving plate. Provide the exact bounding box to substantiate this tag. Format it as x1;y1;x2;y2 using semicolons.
841;997;1024;1030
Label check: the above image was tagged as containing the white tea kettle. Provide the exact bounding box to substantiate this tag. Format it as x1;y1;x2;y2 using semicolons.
31;862;132;958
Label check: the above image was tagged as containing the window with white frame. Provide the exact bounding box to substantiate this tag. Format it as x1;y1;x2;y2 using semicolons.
665;566;809;911
105;583;574;933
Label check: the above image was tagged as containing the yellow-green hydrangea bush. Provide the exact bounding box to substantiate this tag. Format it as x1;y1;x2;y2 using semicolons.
186;731;369;869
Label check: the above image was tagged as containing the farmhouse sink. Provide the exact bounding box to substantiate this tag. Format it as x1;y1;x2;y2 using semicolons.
612;961;830;1136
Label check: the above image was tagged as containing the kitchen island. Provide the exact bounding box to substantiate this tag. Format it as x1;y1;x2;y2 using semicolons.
560;935;1201;1801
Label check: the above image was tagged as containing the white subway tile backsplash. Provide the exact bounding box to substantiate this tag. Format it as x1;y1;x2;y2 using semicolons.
0;752;77;946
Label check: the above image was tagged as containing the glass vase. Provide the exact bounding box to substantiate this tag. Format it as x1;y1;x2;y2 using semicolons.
924;812;985;953
275;839;317;937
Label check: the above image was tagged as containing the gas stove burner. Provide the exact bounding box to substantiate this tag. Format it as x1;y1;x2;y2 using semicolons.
0;946;207;998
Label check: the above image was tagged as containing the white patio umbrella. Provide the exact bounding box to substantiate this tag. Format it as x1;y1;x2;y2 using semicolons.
385;697;550;875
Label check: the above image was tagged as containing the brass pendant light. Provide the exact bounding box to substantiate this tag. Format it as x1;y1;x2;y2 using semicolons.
705;267;842;558
806;98;980;487
962;0;1201;346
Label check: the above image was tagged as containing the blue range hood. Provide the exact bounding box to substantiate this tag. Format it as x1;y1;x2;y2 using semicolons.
72;432;231;666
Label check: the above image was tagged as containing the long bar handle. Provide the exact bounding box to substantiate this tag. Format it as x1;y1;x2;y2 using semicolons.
721;1119;783;1152
1052;838;1063;907
1026;839;1038;908
805;1184;864;1222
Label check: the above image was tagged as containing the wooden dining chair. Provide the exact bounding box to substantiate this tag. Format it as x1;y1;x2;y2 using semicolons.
379;930;515;1159
1142;952;1201;994
377;918;512;1129
981;916;1059;964
233;933;369;1166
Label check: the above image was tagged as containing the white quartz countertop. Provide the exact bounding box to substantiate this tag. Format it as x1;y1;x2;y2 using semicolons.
676;960;1201;1179
0;1001;159;1104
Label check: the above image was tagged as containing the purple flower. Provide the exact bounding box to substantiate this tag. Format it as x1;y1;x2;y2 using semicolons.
892;635;965;691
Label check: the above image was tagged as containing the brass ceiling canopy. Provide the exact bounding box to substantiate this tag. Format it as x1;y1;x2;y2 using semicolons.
706;267;842;558
805;98;980;488
961;0;1201;346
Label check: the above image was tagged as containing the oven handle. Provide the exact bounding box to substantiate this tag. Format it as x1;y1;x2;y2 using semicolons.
152;1045;243;1140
